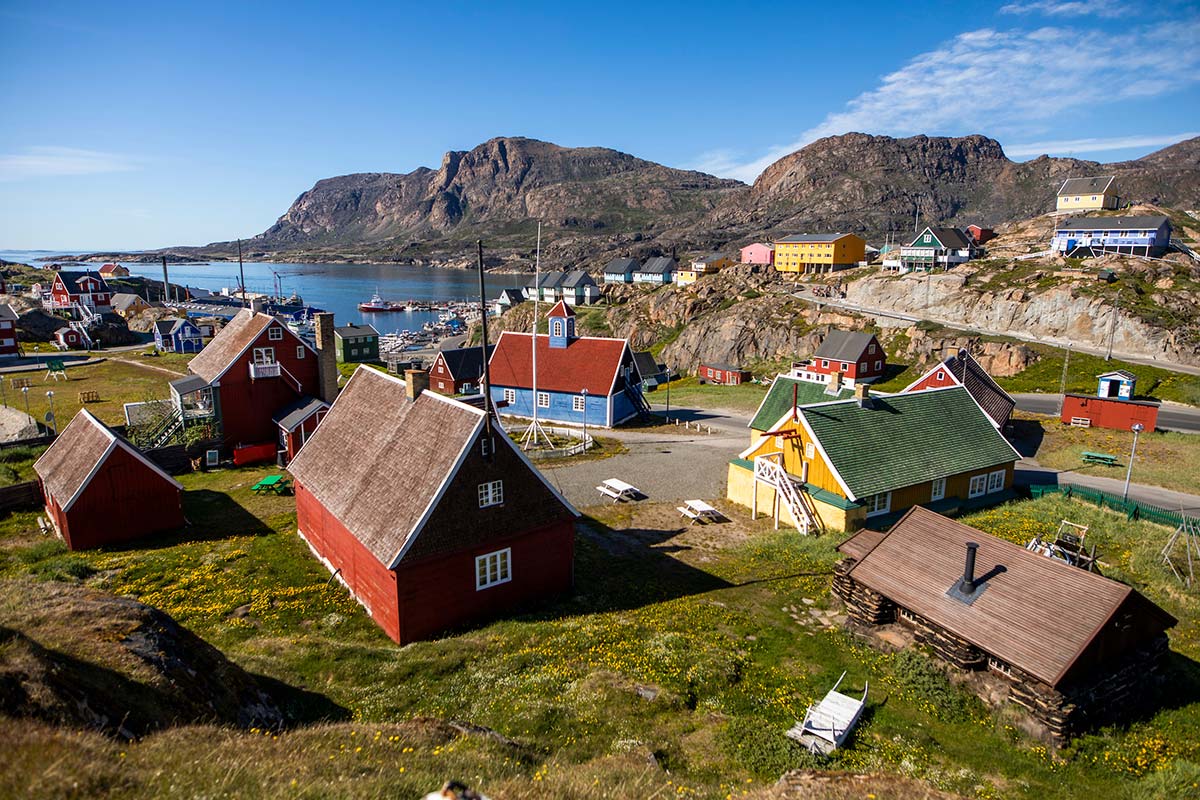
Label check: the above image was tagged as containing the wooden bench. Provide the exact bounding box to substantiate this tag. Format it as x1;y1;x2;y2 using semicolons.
11;378;31;390
1081;451;1119;466
78;390;100;403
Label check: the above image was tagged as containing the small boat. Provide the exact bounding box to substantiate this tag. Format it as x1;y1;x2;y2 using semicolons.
785;671;867;754
359;292;397;312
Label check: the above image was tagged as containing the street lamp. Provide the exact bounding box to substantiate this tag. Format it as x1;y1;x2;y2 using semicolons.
580;388;589;451
1122;422;1144;501
665;365;673;421
21;386;29;417
46;390;56;435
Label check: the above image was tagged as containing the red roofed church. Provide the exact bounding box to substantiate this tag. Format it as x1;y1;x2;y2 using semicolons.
287;366;579;644
34;410;184;550
487;301;647;427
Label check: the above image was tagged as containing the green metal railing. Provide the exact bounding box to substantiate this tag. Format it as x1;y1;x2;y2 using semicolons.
1029;483;1196;527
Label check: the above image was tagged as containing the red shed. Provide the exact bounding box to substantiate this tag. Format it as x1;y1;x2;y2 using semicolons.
698;363;751;385
288;366;579;644
1061;394;1159;432
273;396;329;463
181;309;324;449
966;224;996;245
34;409;184;550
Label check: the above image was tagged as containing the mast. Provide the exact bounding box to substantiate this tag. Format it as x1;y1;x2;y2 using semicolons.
476;240;494;436
520;221;551;449
237;238;247;308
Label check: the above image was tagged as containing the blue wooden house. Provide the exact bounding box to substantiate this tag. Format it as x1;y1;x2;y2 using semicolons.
154;318;204;354
488;301;648;427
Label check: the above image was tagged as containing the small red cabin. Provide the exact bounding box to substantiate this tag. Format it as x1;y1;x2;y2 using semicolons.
1061;395;1159;432
966;224;996;245
34;410;184;550
699;363;751;385
288;367;579;645
0;304;19;356
273;396;329;462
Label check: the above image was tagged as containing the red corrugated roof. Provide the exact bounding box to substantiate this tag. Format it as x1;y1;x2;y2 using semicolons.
489;331;628;395
547;300;573;317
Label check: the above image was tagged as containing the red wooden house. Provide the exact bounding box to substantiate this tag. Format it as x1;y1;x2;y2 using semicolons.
698;363;751;385
0;304;19;357
46;271;113;317
428;345;494;395
174;309;325;450
966;225;996;245
902;349;1016;429
792;330;886;387
53;326;87;350
288;366;579;645
34;410;184;550
273;396;329;463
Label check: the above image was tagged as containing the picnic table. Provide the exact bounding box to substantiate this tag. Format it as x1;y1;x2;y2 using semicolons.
1081;451;1119;466
251;475;292;495
596;478;641;503
678;499;722;524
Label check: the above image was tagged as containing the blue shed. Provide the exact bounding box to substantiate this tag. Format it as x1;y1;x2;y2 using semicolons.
1097;370;1136;400
154;318;205;354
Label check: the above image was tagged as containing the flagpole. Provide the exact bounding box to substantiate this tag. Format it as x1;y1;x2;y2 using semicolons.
521;221;551;449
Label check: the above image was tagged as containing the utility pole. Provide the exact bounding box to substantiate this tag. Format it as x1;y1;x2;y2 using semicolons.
1105;289;1123;361
1123;423;1144;501
237;239;247;308
476;240;494;437
1058;343;1072;415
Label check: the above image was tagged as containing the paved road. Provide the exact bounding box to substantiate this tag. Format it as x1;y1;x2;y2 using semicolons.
1015;459;1200;516
1013;393;1200;434
793;290;1200;377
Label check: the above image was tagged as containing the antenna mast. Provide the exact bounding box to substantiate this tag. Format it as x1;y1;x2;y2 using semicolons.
476;241;494;436
520;221;552;449
237;239;247;308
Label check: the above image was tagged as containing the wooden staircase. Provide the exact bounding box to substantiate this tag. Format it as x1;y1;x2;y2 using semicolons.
753;453;821;535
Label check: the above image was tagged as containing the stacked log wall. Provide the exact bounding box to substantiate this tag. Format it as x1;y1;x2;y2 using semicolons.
832;559;895;624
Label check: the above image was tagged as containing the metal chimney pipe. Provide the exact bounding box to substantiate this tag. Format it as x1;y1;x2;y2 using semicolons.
962;542;979;594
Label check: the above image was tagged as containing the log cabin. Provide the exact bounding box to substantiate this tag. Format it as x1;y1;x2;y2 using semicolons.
287;366;579;645
834;507;1176;744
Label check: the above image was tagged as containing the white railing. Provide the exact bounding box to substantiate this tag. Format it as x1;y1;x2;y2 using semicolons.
249;362;281;379
753;453;819;535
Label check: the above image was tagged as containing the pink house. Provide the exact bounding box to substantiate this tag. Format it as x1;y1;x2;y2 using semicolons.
740;242;774;266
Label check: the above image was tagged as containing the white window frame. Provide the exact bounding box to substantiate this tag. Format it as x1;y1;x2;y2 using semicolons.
552;319;563;337
874;360;882;370
536;391;550;408
863;491;891;517
503;388;516;404
252;347;276;365
930;476;946;502
935;370;944;381
296;346;305;359
804;441;815;460
987;469;1006;494
478;480;503;508
969;474;988;498
573;395;586;412
475;548;511;590
821;359;829;368
480;437;493;457
868;343;876;354
268;326;283;341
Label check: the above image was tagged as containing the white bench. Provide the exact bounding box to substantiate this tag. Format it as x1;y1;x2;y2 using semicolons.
679;499;721;524
596;478;640;502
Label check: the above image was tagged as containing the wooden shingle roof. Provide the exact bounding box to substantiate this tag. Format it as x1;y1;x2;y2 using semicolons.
186;309;295;384
34;409;181;511
799;386;1018;499
841;507;1176;687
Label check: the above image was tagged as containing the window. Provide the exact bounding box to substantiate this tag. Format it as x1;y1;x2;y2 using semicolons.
821;360;829;368
537;392;550;408
297;346;305;359
935;370;944;381
573;395;586;412
969;474;988;498
503;388;516;404
552;320;563;337
475;548;511;590
478;480;503;508
252;347;275;365
859;361;867;371
804;441;815;460
868;343;876;354
268;326;283;341
874;360;882;370
930;477;946;502
987;469;1006;493
437;380;446;390
350;348;358;357
480;437;494;457
862;492;891;517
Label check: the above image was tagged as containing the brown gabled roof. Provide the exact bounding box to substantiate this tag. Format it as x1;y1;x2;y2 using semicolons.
841;507;1176;688
903;351;1015;428
34;409;181;511
186;309;278;384
287;367;487;567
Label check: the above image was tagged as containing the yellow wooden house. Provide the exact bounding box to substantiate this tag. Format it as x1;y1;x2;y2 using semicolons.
773;233;866;274
676;253;733;286
1056;176;1119;212
726;384;1020;533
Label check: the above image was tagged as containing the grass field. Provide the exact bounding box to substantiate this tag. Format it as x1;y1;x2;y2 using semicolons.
646;376;769;415
995;348;1200;407
2;469;1198;798
1014;413;1200;495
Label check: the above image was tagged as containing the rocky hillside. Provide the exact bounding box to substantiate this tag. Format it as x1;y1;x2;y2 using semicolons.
0;579;287;738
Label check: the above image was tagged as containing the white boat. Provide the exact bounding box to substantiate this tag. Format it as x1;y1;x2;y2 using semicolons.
785;671;867;754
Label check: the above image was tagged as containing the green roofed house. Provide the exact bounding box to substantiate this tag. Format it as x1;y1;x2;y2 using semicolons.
728;384;1019;534
334;324;380;363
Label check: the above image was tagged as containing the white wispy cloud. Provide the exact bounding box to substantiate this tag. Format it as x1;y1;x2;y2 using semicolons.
692;19;1200;182
0;146;139;181
1006;132;1200;158
999;0;1126;17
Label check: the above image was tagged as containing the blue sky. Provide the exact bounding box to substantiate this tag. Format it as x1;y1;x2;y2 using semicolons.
1;0;1197;250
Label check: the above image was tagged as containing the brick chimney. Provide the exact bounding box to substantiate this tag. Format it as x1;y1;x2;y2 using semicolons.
828;370;843;393
854;382;873;408
313;313;339;403
405;369;429;402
